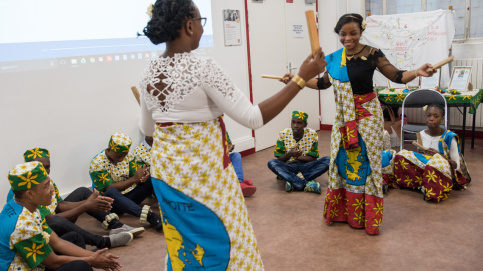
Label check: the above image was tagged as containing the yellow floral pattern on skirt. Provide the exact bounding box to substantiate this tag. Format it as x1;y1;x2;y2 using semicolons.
328;75;384;198
151;118;264;270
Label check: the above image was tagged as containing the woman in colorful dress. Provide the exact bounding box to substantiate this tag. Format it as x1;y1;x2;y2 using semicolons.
393;104;471;202
139;0;326;269
283;14;434;235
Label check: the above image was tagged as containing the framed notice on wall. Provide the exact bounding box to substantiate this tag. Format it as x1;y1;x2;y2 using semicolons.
449;67;472;90
419;68;441;89
223;10;242;46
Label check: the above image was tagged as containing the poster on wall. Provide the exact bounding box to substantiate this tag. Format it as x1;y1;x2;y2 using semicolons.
292;24;304;38
223;9;242;46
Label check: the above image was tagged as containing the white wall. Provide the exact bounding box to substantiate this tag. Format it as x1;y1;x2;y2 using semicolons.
211;0;254;152
0;0;253;200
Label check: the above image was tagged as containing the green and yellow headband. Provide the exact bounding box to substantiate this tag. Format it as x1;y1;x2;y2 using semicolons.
24;148;50;162
292;111;308;122
8;161;48;191
109;133;132;153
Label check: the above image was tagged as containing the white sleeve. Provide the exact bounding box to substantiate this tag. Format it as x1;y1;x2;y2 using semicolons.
449;137;460;171
200;59;263;130
139;92;156;137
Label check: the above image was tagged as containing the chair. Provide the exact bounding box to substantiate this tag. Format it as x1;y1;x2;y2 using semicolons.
399;89;448;150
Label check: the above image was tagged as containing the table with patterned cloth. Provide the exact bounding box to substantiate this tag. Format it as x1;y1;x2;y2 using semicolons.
378;88;483;153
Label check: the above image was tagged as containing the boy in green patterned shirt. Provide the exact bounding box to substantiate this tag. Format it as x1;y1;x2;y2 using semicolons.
0;161;122;271
267;111;330;193
89;133;163;231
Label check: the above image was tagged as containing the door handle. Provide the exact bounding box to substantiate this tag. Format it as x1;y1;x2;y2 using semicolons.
288;62;297;73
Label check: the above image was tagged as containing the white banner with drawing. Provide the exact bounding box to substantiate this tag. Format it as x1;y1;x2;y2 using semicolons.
362;10;455;88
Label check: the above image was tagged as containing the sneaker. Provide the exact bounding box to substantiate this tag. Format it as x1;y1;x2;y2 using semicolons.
147;211;164;231
109;224;145;237
108;232;133;248
240;182;256;197
304;180;321;194
243;179;253;186
285;181;294;192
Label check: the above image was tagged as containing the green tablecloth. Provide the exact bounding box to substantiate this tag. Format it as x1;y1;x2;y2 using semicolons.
378;88;483;114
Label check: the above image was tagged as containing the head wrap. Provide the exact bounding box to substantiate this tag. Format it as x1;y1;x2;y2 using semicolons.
109;133;132;153
23;148;50;162
292;111;308;122
8;161;48;191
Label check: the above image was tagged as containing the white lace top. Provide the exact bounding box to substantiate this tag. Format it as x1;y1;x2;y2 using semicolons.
139;52;263;136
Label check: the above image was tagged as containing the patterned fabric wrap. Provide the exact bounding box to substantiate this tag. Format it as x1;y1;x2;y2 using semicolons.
274;128;319;163
7;179;63;217
323;48;384;235
8;162;48;191
151;117;263;270
89;151;138;194
381;149;397;187
23;148;50;162
0;200;53;271
291;111;308;122
133;142;152;167
109;133;132;153
394;131;471;202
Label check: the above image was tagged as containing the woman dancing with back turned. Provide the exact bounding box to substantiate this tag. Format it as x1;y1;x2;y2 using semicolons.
140;0;326;269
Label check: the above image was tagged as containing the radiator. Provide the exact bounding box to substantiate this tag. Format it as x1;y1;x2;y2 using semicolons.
404;58;483;129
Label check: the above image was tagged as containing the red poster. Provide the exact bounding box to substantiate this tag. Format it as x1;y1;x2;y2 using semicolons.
286;0;293;3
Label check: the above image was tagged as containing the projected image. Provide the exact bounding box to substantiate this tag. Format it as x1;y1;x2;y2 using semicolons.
0;0;213;72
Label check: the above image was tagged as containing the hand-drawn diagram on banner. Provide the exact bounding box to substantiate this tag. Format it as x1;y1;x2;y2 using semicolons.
362;10;455;87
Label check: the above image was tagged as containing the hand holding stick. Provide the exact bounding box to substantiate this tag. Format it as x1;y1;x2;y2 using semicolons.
425;56;454;73
412;141;427;150
262;75;289;80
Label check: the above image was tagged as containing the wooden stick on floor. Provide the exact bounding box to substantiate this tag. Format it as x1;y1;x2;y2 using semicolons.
131;86;141;105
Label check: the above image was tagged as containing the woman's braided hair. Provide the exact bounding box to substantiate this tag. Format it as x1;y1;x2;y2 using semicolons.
143;0;195;45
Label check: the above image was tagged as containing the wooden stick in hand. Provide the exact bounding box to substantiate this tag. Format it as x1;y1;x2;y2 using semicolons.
305;10;321;57
426;56;454;72
412;141;427;150
262;75;289;80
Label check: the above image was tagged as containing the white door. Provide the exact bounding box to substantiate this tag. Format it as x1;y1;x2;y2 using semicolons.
247;0;319;151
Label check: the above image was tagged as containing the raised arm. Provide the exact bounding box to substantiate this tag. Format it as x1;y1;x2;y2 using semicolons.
202;49;327;129
281;71;331;90
374;48;434;83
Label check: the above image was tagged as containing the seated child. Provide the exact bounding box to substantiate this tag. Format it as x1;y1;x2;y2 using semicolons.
393;104;471;202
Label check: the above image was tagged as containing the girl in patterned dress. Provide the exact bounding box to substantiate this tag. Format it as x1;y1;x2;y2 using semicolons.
393;104;471;202
283;14;435;235
140;0;326;269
